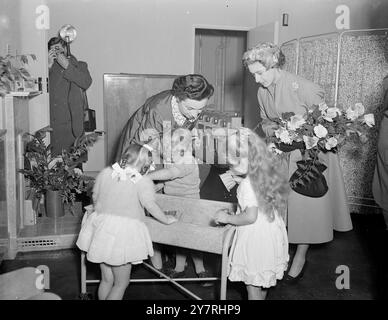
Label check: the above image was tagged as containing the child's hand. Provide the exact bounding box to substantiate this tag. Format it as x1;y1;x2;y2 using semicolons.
165;216;178;225
229;171;244;184
214;209;232;225
154;182;164;192
84;205;94;215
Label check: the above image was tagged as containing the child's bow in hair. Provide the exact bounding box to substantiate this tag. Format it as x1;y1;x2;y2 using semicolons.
111;162;142;183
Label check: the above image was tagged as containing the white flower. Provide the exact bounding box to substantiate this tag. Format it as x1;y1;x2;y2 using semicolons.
318;102;329;111
303;135;319;149
325;137;338;150
278;129;293;144
287;114;306;131
323;107;342;122
292;82;299;91
314;124;328;138
275;128;293;144
346;102;365;120
322;116;333;122
346;108;358;121
74;168;83;176
267;142;283;155
328;107;342;117
354;103;365;116
363;113;375;127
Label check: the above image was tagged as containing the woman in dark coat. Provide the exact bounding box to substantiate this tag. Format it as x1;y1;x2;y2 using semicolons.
115;74;214;164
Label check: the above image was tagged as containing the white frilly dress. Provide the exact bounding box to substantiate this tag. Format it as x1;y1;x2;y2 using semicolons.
228;177;289;288
76;166;155;266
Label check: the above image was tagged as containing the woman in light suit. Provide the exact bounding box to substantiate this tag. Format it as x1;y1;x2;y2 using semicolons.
243;42;353;281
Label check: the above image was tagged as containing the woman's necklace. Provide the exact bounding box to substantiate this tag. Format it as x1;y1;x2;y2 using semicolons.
171;96;187;126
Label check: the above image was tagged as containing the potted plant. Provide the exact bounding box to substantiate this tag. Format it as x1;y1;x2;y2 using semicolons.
0;53;36;95
19;127;100;217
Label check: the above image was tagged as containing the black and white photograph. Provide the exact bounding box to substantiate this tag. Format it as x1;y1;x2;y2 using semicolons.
0;0;387;306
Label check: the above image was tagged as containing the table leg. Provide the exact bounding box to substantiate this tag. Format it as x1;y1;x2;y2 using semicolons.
220;227;236;300
80;252;87;294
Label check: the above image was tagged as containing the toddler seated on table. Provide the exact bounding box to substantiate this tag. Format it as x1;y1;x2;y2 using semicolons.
147;128;213;286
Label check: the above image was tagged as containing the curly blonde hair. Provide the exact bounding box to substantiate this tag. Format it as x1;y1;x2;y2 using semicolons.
227;129;289;222
242;42;285;70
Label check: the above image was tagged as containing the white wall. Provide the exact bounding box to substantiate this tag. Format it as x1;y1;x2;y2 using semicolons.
256;0;388;44
19;0;50;133
0;0;20;56
0;0;49;133
46;0;257;170
5;0;388;170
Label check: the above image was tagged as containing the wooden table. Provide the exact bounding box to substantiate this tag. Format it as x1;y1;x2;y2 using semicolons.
80;194;237;300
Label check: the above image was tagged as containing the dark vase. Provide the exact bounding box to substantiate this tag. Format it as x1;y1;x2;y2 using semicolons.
45;190;65;218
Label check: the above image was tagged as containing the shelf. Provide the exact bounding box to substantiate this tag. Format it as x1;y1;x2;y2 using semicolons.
8;91;42;98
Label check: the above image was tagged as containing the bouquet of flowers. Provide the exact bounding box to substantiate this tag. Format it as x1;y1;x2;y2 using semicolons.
267;102;375;197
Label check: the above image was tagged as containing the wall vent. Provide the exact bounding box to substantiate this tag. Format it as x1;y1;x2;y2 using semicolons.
19;238;57;249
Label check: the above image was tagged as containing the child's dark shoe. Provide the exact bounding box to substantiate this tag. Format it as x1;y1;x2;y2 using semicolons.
197;270;214;287
166;268;187;278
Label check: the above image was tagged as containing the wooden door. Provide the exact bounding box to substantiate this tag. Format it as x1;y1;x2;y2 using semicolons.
194;29;246;114
243;22;279;134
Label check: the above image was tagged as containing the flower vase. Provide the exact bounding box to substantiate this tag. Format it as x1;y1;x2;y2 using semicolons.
45;190;65;218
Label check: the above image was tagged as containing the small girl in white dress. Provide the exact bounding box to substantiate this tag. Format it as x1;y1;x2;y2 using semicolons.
214;128;289;300
76;144;177;300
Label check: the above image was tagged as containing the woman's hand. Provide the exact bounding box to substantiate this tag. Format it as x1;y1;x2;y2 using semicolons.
154;182;164;192
84;204;94;215
214;209;232;225
165;216;178;225
261;119;278;137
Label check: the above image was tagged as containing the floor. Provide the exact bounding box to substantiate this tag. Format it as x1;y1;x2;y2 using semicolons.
1;166;388;300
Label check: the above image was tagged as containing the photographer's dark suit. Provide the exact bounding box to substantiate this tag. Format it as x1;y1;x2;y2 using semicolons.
49;55;92;156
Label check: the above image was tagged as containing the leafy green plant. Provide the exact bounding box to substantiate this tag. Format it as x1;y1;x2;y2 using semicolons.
19;127;100;214
0;53;36;95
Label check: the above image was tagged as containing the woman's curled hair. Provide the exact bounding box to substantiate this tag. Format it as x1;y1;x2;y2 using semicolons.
242;42;285;70
172;74;214;101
